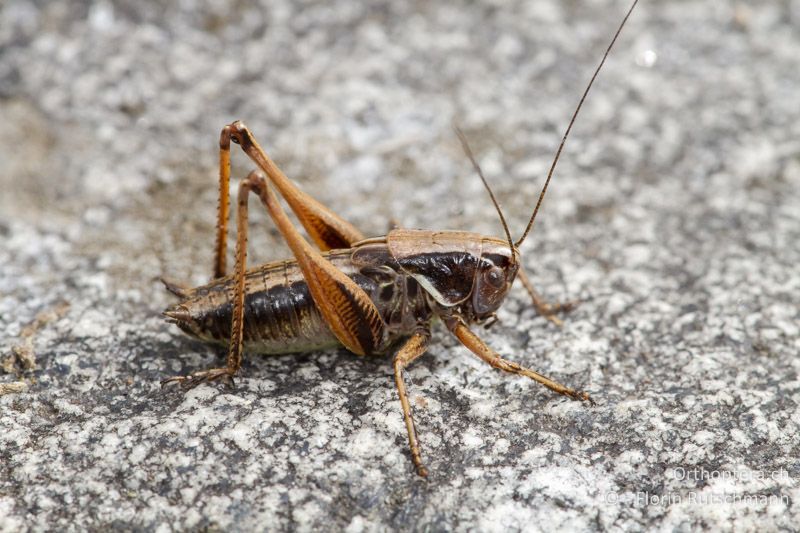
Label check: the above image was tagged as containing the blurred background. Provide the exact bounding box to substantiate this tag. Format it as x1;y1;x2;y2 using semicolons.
2;1;798;293
1;0;798;530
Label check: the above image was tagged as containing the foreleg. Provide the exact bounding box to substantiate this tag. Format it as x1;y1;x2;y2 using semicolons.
446;316;593;404
516;265;578;327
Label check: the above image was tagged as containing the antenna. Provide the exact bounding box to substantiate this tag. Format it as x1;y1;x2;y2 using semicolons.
515;0;639;247
454;125;515;257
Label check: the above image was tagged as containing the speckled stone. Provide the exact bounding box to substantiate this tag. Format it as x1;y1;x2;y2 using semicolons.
1;0;799;531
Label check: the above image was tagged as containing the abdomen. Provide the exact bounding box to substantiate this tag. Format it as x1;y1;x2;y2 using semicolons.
165;245;432;355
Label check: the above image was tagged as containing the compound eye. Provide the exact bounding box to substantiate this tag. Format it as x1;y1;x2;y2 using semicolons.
484;266;505;289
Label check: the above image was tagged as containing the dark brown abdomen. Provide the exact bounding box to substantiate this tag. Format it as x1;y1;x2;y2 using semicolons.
166;245;433;355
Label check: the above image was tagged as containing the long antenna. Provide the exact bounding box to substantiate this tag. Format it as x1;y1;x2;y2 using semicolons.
515;0;639;247
454;125;515;256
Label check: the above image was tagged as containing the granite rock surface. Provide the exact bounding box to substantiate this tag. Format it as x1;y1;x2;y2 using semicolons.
1;0;799;531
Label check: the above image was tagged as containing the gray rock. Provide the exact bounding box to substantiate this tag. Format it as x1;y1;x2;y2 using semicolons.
1;0;798;531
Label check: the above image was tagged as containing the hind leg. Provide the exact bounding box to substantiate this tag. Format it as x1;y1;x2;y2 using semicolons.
162;170;265;389
163;168;387;389
212;122;367;279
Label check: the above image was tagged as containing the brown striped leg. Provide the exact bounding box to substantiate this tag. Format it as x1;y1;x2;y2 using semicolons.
516;266;578;327
227;121;366;251
164;168;386;391
214;122;366;279
213;126;232;278
393;331;431;477
162;170;260;389
446;317;593;404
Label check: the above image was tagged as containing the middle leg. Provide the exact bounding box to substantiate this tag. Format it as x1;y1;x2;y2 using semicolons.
393;331;431;477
